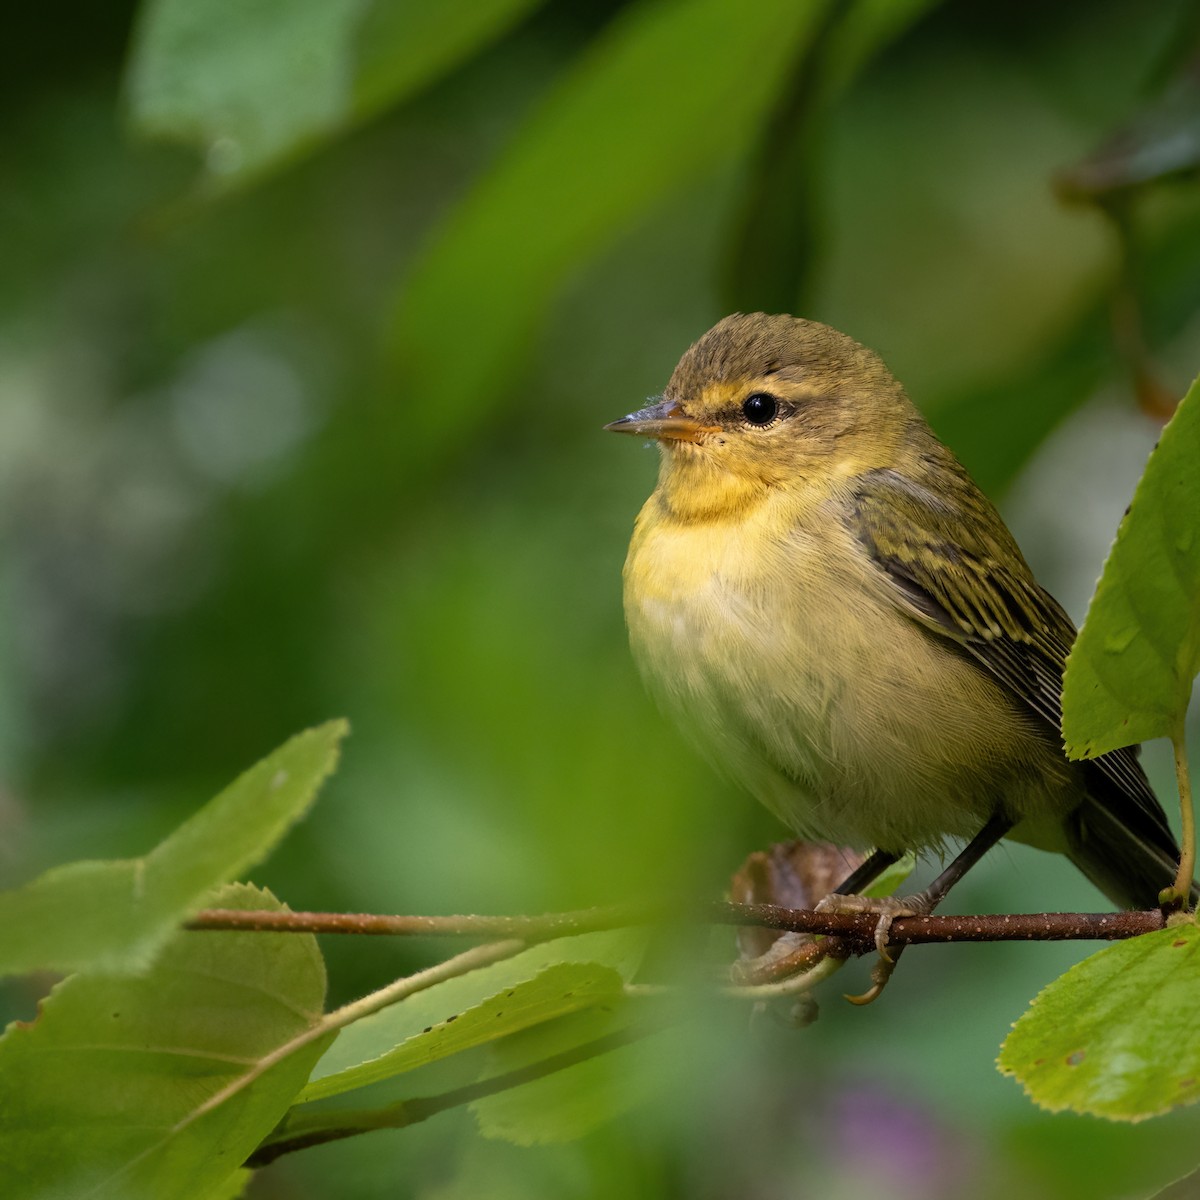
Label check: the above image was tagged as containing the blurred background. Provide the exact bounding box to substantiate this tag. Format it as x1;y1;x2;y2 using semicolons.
4;0;1200;1196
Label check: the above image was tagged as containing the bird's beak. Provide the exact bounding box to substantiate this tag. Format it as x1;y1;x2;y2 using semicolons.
604;398;717;444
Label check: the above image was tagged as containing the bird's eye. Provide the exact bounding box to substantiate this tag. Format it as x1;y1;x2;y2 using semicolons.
741;392;779;426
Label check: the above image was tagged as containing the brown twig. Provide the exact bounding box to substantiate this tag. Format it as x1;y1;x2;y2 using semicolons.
185;905;646;938
187;901;1167;951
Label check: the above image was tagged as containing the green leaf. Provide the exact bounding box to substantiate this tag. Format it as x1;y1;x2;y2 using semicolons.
864;851;916;899
125;0;542;191
0;720;346;978
126;0;367;183
1147;1164;1200;1200
303;961;621;1103
471;1003;678;1146
302;930;642;1101
195;1169;252;1200
0;883;332;1200
387;0;831;443
998;923;1200;1120
1062;375;1200;758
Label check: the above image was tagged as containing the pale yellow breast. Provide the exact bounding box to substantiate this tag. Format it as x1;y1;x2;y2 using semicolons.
623;487;1075;852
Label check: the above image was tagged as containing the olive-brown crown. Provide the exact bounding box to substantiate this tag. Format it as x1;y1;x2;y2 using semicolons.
667;312;895;406
672;312;902;415
659;313;917;486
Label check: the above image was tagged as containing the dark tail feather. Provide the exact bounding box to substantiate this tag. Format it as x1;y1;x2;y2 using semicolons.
1064;794;1196;910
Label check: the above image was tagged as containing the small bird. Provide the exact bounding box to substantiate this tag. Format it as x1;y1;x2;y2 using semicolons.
607;313;1182;957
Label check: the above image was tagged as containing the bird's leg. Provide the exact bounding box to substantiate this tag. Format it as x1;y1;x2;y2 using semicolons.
830;846;903;896
899;810;1015;925
819;812;1015;1002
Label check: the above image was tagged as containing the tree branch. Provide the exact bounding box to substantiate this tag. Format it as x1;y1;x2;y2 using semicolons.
187;901;1167;950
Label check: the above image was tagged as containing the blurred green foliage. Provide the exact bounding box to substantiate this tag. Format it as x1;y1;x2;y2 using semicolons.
4;0;1200;1196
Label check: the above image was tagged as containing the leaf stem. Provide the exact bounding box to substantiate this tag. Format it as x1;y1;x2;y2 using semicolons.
1172;721;1195;904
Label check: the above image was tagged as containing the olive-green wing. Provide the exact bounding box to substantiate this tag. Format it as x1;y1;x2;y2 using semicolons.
848;462;1174;851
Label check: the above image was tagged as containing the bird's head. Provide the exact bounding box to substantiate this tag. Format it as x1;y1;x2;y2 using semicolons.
606;313;914;519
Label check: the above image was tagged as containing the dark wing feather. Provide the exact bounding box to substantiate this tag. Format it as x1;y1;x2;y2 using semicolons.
848;458;1175;855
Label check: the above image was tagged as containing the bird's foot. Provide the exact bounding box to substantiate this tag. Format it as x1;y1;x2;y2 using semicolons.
814;890;934;1003
815;890;932;960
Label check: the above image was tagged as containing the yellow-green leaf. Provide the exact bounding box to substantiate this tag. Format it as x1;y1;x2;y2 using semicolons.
1062;375;1200;757
0;720;346;978
472;1004;674;1146
303;929;642;1101
0;884;332;1200
302;961;623;1103
998;923;1200;1120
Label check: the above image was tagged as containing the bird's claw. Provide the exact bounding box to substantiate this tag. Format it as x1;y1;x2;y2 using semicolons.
845;953;898;1005
815;890;934;997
